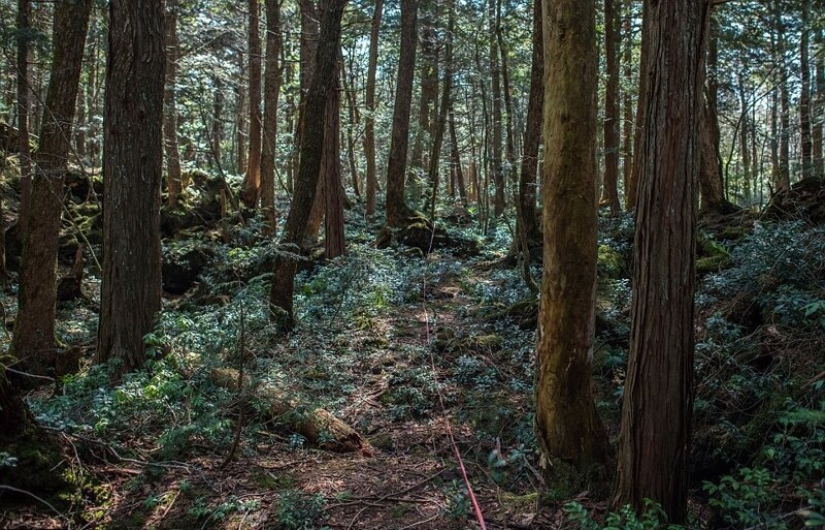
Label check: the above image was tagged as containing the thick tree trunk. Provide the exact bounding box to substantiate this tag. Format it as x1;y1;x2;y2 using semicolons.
363;0;382;216
164;0;183;208
601;0;621;214
13;0;93;378
241;0;263;208
384;0;418;227
270;0;347;326
615;0;708;522
535;0;609;492
97;0;165;379
261;0;282;237
517;0;543;249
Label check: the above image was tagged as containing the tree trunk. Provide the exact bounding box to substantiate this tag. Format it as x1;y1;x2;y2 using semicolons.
164;0;183;208
97;0;165;379
427;0;454;217
324;62;345;259
261;0;282;237
615;0;708;522
384;0;418;227
624;1;652;211
814;28;824;178
363;0;383;216
448;109;466;204
800;0;812;180
621;0;634;205
16;0;32;233
496;0;517;195
270;0;347;327
410;0;438;189
13;0;93;378
777;8;791;190
241;0;263;208
489;0;504;217
535;0;609;492
517;0;543;249
601;0;621;214
738;73;751;203
342;61;361;198
236;77;248;175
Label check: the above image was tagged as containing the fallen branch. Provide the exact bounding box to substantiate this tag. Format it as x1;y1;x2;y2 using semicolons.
210;368;374;457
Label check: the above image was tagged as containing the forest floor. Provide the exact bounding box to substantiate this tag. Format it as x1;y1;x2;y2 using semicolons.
3;180;825;529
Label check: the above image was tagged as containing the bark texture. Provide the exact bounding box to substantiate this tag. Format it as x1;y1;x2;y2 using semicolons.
270;0;347;325
363;0;383;216
384;0;418;227
601;0;621;213
535;0;609;492
615;0;709;522
97;0;165;378
13;0;93;377
164;0;182;208
241;0;264;207
261;0;282;237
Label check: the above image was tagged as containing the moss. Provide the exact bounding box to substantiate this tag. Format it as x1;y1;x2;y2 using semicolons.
0;432;70;495
597;244;626;278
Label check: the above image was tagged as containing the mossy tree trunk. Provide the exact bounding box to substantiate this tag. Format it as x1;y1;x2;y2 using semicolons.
13;0;93;378
614;0;709;522
534;0;609;493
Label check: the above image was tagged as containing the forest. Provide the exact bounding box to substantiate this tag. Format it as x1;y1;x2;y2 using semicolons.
0;0;824;528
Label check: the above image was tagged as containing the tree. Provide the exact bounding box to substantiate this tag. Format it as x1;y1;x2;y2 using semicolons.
615;0;709;522
799;0;812;179
601;0;621;214
534;0;609;491
516;0;543;251
241;0;264;208
261;0;283;237
16;0;32;232
96;0;165;378
270;0;347;326
384;0;419;227
489;0;505;217
164;0;183;208
13;0;93;378
363;0;383;217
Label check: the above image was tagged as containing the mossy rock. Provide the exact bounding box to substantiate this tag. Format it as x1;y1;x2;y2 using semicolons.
0;432;70;495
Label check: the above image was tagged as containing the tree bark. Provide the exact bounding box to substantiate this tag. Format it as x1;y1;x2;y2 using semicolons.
324;62;345;259
241;0;264;208
621;0;634;206
13;0;93;378
270;0;347;326
384;0;418;227
364;0;383;216
16;0;32;233
164;0;183;208
814;28;824;178
489;0;504;217
517;0;543;249
261;0;283;237
800;0;812;180
535;0;609;492
601;0;621;214
426;0;454;217
97;0;165;379
615;0;708;522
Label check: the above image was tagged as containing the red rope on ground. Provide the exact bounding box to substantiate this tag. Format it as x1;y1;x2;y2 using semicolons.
421;223;487;530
